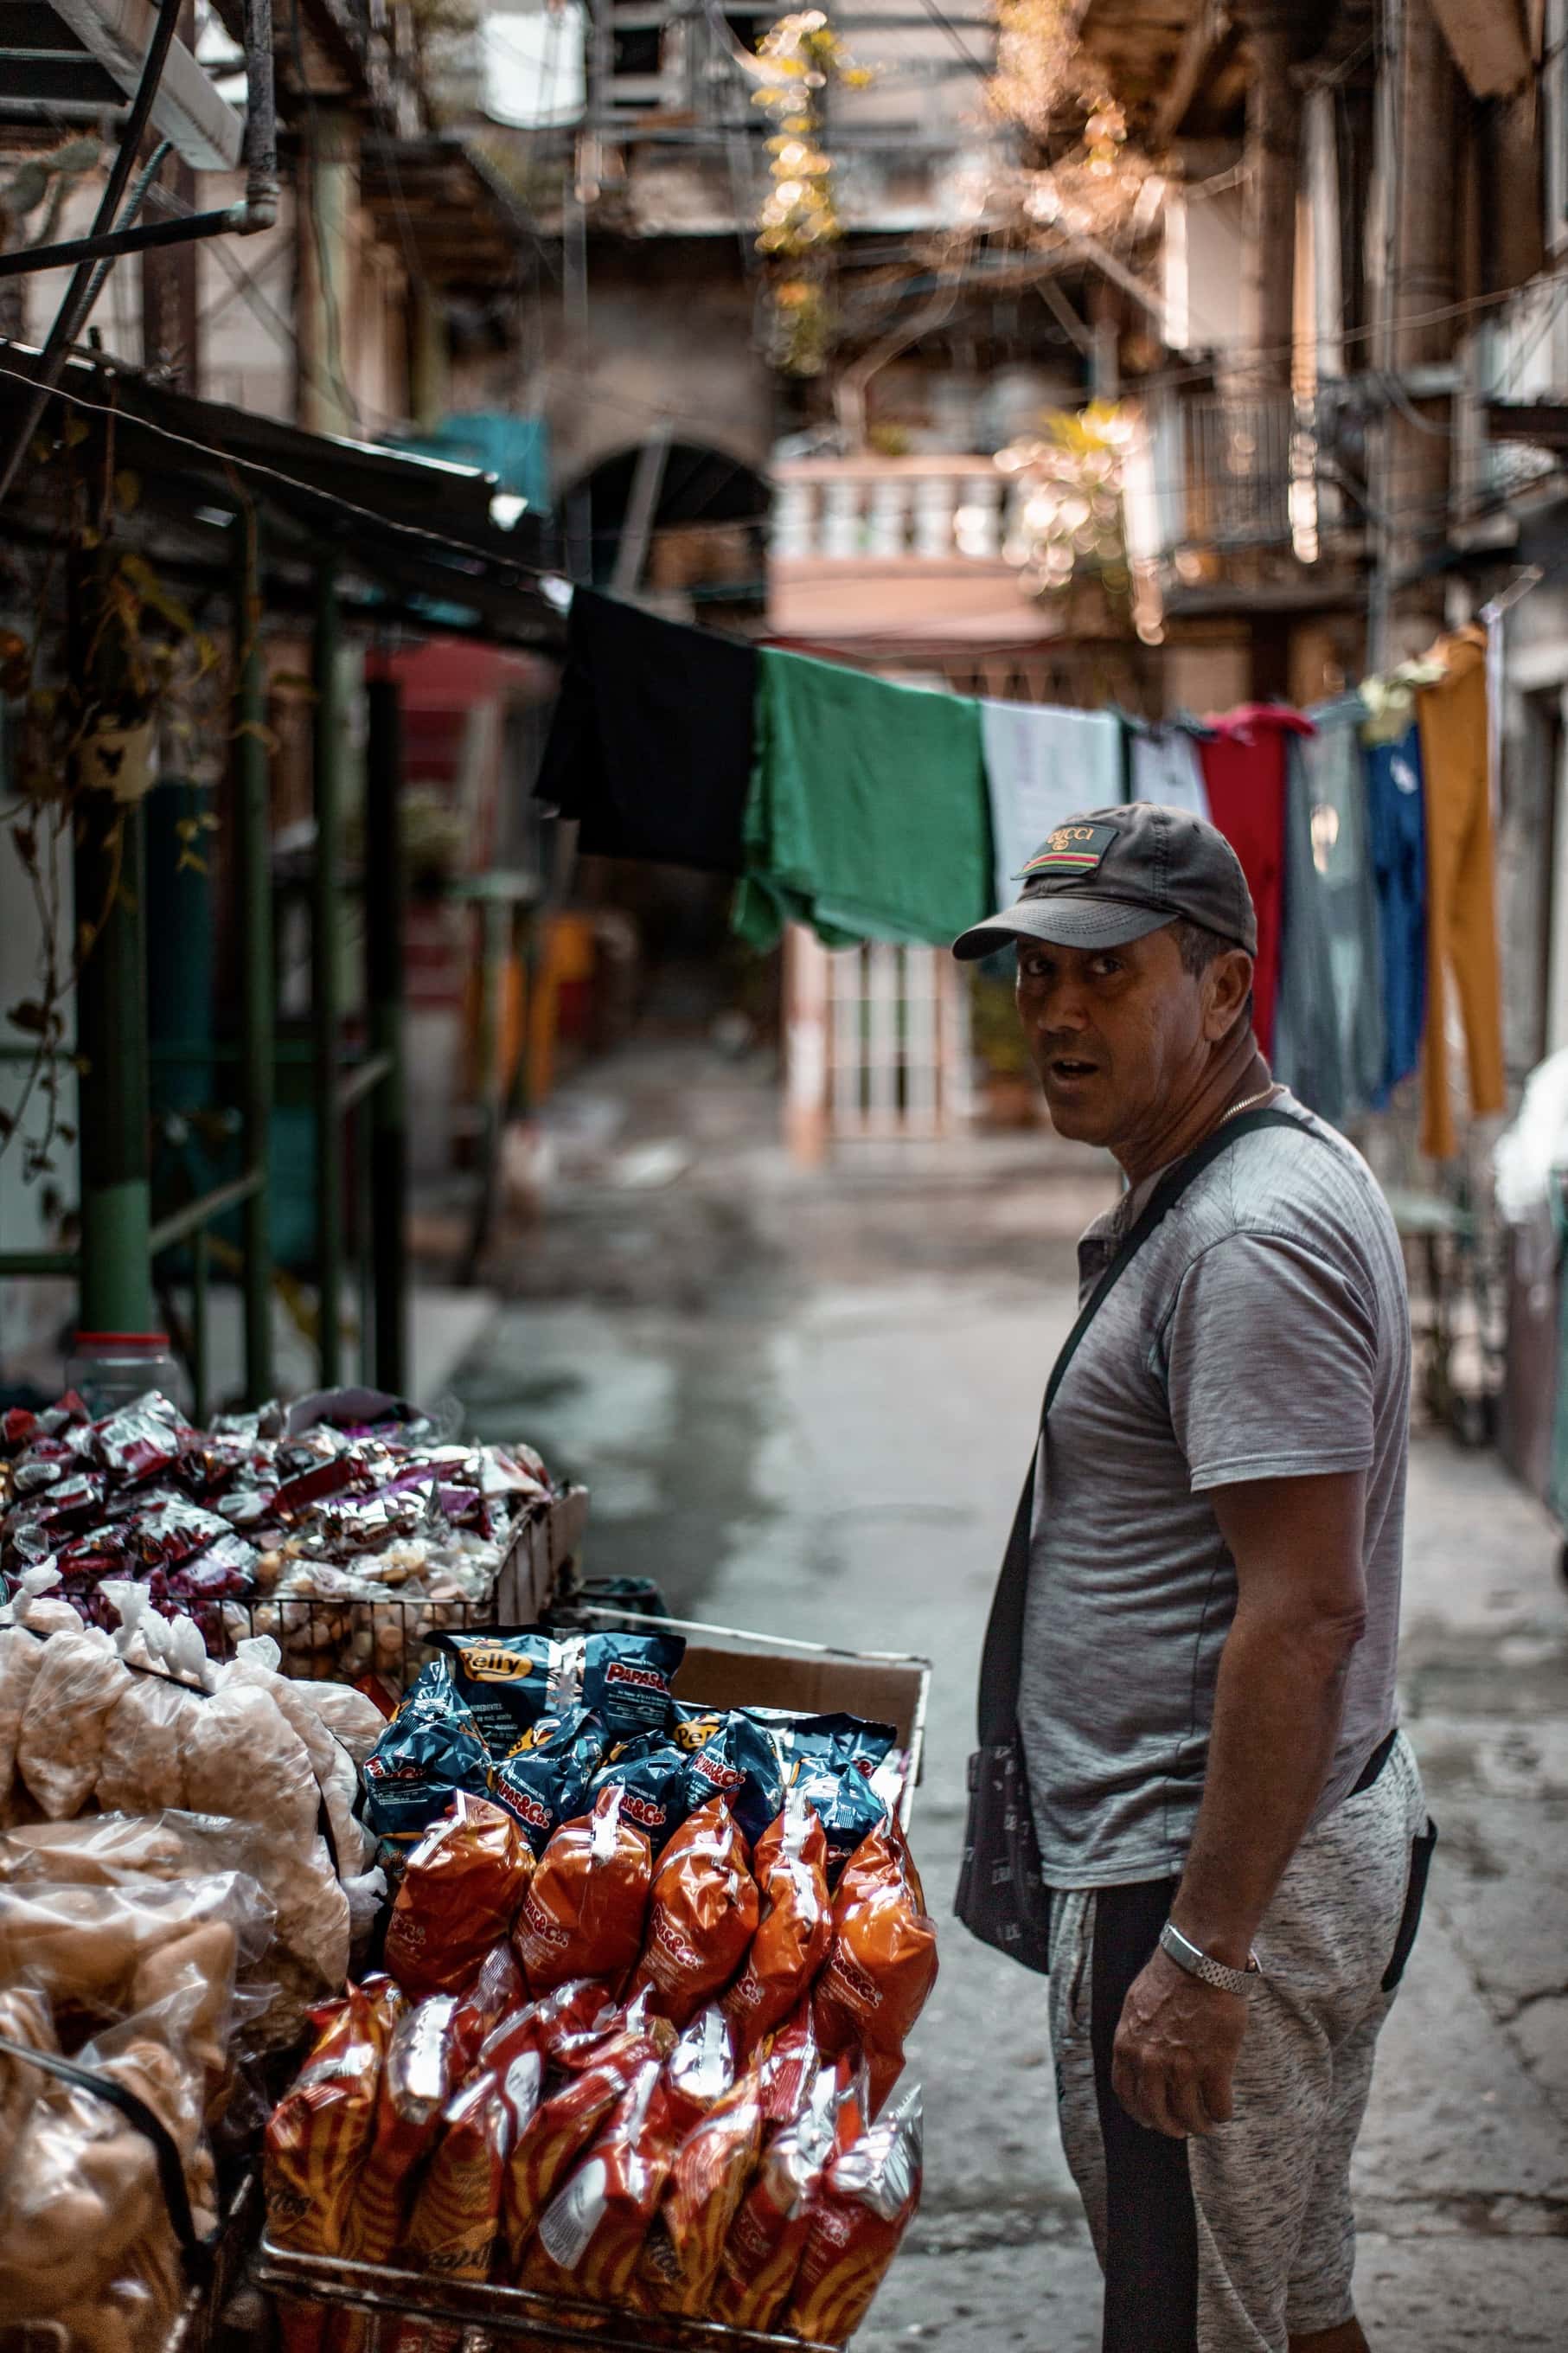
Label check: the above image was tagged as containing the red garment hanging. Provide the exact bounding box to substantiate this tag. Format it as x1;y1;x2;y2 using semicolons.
1196;705;1315;1055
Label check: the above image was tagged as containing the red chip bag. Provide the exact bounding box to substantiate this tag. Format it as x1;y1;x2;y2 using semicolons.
451;1940;528;2074
785;2086;924;2344
707;2058;843;2331
264;1976;406;2255
519;2043;674;2304
758;1998;820;2131
501;2016;675;2269
638;2061;766;2316
513;1786;653;1997
812;1818;938;2113
343;1993;467;2262
629;1796;761;2029
723;1791;831;2061
385;1792;534;1999
402;2035;546;2283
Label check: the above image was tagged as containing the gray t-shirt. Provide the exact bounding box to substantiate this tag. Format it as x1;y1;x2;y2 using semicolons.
1021;1092;1409;1888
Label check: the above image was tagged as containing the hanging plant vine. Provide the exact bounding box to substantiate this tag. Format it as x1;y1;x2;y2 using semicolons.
751;10;873;377
0;402;234;1180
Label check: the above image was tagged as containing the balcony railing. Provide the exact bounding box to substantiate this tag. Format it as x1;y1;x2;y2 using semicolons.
771;455;1021;565
1123;387;1356;582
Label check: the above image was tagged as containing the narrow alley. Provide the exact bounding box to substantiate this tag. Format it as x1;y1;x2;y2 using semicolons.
453;1039;1568;2353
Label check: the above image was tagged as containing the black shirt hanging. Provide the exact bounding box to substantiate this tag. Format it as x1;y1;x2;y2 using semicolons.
534;589;755;875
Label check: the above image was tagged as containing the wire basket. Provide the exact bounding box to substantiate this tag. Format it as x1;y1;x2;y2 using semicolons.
253;2239;843;2353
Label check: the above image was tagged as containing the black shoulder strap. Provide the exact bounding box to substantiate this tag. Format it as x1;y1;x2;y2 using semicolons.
976;1107;1309;1747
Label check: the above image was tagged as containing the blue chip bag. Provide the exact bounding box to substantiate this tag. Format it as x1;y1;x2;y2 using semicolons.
489;1706;608;1856
742;1708;899;1774
580;1631;686;1739
670;1704;785;1847
361;1688;492;1849
431;1627;577;1756
588;1732;692;1855
791;1755;890;1886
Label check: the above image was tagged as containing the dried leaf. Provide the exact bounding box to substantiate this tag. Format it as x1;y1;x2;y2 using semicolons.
6;1000;49;1035
114;469;140;513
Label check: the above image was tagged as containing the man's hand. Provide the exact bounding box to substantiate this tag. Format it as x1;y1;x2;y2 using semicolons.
1112;1945;1248;2138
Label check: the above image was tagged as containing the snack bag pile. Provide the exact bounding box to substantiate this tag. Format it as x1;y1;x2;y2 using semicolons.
266;1671;934;2345
0;1388;559;1686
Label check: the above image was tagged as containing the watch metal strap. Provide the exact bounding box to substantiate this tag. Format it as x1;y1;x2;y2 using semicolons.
1159;1919;1262;1998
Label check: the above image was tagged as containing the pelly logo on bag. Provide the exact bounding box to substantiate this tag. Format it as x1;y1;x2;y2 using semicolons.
458;1644;539;1682
1014;820;1117;881
674;1715;723;1751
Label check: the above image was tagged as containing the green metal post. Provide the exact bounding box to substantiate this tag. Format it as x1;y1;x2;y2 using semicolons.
312;556;344;1388
70;545;153;1335
74;795;153;1331
364;673;408;1394
234;514;275;1405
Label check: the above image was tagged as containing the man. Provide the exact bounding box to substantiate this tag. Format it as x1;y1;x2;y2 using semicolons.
953;803;1434;2353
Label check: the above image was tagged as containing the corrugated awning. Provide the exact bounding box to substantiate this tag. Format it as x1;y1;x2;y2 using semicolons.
0;341;563;650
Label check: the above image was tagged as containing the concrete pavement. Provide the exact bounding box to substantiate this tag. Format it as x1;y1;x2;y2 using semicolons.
454;1041;1568;2350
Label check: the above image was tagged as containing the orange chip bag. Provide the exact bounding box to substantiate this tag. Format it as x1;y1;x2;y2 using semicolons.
264;1975;406;2255
638;2060;765;2317
812;1818;938;2113
707;2058;844;2331
501;2016;675;2269
785;2086;923;2344
629;1796;761;2029
723;1791;831;2061
402;2028;546;2284
343;1992;467;2263
384;1792;534;2000
513;1785;652;1998
451;1940;528;2074
758;1998;820;2130
519;2042;672;2304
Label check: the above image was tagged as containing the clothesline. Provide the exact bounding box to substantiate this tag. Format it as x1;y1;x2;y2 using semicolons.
536;593;1504;1164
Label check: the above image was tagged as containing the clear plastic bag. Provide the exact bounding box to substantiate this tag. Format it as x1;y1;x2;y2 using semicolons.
16;1626;130;1818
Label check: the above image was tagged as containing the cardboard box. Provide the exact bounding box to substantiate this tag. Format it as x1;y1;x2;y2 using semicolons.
576;1606;931;1823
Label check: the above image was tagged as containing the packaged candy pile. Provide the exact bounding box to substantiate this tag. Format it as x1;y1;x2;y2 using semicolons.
266;1753;934;2345
0;1388;561;1686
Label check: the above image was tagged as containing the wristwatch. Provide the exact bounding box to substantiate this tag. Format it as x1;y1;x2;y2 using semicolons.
1159;1920;1263;1998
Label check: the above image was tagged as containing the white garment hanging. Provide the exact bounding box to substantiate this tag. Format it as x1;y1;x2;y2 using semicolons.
979;701;1124;905
1128;726;1212;822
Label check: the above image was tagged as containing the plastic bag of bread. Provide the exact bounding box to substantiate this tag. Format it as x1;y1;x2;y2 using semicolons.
0;1624;46;1824
707;2059;850;2332
0;1984;58;2177
0;1870;265;2050
626;1796;760;2030
724;1789;831;2061
53;2228;186;2353
384;1792;533;2001
183;1680;319;1855
513;1785;652;1999
299;1677;387;1768
8;1564;84;1637
343;1992;467;2263
264;1975;406;2255
17;1626;130;1818
0;1807;266;1890
0;1983;214;2323
501;2014;675;2270
785;2084;923;2344
813;1818;938;2113
223;1639;370;1875
94;1670;200;1816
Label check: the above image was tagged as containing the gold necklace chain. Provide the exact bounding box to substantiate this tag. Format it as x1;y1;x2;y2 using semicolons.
1219;1081;1283;1125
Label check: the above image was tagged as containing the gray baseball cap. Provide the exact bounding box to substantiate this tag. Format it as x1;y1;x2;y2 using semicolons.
951;800;1258;962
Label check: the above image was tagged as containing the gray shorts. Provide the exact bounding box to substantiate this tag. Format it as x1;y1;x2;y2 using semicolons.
1047;1731;1433;2353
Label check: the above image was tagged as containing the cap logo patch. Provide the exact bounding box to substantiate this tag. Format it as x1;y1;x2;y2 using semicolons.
1014;821;1117;880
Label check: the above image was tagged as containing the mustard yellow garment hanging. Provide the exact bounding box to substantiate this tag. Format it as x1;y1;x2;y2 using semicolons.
1414;625;1505;1160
